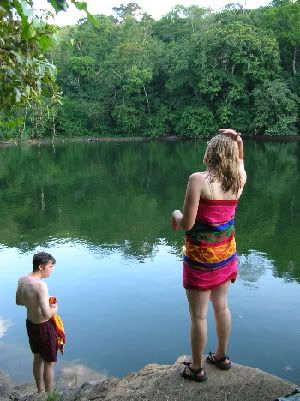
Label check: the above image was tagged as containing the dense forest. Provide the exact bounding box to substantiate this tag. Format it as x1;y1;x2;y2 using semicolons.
1;0;300;138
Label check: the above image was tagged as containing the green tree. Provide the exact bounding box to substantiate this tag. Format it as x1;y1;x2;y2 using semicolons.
253;79;299;134
0;0;98;138
0;3;58;109
255;0;300;76
1;1;299;138
0;0;96;110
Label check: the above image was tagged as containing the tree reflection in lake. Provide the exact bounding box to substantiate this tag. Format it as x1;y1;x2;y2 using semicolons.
0;140;300;384
0;140;299;282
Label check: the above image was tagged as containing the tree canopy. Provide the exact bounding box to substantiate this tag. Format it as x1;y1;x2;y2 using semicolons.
1;1;299;138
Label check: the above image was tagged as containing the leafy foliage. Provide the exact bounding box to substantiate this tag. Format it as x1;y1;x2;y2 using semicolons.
0;2;58;109
0;0;95;138
1;1;300;138
253;79;299;135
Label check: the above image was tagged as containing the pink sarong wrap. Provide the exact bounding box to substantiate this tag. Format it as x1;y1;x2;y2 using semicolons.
183;198;239;291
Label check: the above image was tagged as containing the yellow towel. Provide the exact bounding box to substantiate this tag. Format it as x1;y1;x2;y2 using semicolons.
51;314;66;354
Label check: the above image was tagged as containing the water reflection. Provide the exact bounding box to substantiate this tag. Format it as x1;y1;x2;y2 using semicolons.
0;140;299;384
238;251;272;286
0;141;299;280
60;362;107;387
0;318;12;338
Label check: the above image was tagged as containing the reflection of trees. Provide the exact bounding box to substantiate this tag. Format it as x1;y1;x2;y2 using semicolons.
237;141;300;283
121;240;157;262
0;141;299;282
0;141;203;256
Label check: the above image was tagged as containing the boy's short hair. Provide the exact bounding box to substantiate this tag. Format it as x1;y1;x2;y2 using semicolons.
33;252;56;272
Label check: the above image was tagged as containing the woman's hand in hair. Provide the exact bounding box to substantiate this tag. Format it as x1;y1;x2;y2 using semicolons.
219;128;244;160
219;128;242;142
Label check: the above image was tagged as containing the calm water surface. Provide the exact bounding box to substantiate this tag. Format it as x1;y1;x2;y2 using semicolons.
0;140;299;384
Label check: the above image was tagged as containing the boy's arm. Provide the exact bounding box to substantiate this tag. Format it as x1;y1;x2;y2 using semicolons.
16;281;23;306
38;281;58;320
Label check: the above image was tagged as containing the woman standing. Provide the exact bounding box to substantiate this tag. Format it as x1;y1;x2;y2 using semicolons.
171;128;246;382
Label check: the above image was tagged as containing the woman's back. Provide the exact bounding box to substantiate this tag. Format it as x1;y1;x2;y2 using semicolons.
198;171;245;202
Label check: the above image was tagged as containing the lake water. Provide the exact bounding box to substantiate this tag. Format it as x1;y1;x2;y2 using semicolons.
0;140;299;385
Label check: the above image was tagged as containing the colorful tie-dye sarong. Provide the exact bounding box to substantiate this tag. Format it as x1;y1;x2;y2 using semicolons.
183;198;238;291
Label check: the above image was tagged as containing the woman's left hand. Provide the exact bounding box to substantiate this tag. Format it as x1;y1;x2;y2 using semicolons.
219;128;241;141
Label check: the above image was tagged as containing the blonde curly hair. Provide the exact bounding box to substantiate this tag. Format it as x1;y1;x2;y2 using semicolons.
205;134;242;196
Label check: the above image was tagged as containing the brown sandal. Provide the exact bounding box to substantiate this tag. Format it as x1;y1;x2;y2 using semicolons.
206;352;231;370
182;361;208;382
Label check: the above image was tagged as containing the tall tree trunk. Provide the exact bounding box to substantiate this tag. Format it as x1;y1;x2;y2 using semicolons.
191;19;195;33
52;113;56;137
143;85;150;115
292;47;298;75
41;188;45;211
20;106;28;139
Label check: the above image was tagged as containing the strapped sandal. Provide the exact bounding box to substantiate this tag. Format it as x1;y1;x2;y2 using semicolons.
206;352;232;370
181;361;208;382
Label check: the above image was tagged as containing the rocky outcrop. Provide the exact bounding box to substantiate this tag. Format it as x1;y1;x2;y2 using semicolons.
4;356;299;401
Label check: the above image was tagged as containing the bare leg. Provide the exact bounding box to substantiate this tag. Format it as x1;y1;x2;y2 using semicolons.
210;281;231;363
44;362;55;392
186;289;211;371
33;354;45;392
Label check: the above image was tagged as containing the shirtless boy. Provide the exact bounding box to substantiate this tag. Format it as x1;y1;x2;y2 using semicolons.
16;252;58;392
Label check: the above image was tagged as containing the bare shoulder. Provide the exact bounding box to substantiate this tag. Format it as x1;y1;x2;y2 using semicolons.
17;275;28;287
189;172;206;183
34;281;48;304
37;280;48;291
28;279;48;295
186;172;205;200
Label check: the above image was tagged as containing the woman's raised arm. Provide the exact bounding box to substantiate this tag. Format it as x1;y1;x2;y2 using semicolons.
219;128;244;160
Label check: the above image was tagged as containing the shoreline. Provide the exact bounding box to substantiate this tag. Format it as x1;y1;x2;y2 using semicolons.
2;357;299;401
0;134;300;147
